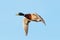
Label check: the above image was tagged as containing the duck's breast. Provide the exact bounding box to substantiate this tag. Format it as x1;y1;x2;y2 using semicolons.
24;14;32;20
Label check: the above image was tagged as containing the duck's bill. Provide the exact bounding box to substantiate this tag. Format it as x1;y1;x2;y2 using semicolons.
16;14;19;16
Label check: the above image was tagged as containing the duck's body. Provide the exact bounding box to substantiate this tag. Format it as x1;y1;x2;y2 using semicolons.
16;12;46;36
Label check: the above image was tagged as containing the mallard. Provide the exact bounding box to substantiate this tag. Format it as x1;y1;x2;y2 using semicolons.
16;12;46;36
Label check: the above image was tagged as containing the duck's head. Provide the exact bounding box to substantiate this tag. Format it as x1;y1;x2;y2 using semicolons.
16;12;24;16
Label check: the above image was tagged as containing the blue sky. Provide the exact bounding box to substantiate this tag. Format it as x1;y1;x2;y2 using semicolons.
0;0;60;40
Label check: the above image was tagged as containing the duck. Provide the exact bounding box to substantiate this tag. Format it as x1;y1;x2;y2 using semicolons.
16;12;46;36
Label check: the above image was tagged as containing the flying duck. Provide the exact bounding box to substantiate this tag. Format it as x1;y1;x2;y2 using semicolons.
16;12;46;36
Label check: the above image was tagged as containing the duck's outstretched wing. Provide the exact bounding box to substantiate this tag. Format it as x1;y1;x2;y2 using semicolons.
31;13;46;25
23;18;30;36
37;14;46;25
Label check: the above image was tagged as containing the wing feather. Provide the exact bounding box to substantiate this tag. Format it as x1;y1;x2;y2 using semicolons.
23;18;30;36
